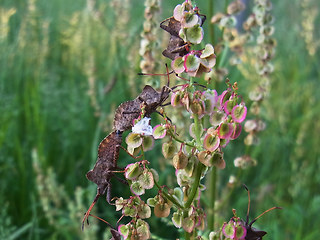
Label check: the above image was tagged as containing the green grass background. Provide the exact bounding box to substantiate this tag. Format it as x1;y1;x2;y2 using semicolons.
0;0;319;239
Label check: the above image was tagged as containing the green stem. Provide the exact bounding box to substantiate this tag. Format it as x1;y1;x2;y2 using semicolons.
185;162;205;209
209;0;215;44
153;179;184;209
224;0;229;12
192;114;202;147
185;231;191;240
207;166;217;230
217;43;229;68
184;113;204;209
167;128;196;148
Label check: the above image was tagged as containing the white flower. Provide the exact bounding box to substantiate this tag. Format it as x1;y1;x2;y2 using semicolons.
132;117;153;136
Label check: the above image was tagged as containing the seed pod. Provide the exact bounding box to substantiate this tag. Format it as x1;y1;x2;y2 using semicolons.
162;142;177;159
173;151;188;169
154;202;171;218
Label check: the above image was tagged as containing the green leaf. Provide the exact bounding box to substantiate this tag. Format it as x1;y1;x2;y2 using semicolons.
172;56;185;74
153;124;167;139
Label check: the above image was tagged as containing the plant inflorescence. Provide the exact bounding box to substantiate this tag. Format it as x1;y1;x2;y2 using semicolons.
82;1;280;239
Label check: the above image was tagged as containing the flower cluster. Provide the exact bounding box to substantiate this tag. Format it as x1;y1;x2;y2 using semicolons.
139;0;161;74
251;0;276;77
209;0;276;169
124;160;156;196
222;216;247;240
172;44;217;77
172;205;206;233
161;0;216;77
147;191;173;218
126;117;155;154
234;155;257;169
116;196;151;239
151;82;247;220
155;82;247;165
243;118;266;145
173;1;204;44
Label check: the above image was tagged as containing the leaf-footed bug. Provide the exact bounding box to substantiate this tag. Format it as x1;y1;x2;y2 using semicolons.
113;65;173;132
160;11;206;60
160;17;190;60
82;130;127;230
83;66;173;230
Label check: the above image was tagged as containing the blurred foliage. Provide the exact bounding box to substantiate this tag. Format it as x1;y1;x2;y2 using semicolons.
0;0;319;239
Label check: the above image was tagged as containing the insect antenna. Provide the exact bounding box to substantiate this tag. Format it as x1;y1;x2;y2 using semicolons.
137;64;174;78
243;184;282;227
174;74;207;89
160;63;172;101
243;184;251;225
249;206;282;227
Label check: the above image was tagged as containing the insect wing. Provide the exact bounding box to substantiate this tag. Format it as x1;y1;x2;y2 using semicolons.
160;17;181;37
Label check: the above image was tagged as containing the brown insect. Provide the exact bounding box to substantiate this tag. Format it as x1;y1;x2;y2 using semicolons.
82;130;126;230
113;68;172;132
82;68;172;230
160;12;206;60
242;185;282;240
160;17;190;60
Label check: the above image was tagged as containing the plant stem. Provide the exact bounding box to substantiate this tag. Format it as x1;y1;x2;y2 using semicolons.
153;179;185;209
184;113;204;209
192;114;202;147
167;128;195;148
207;166;217;230
217;44;229;68
185;231;191;240
184;162;205;209
209;0;215;44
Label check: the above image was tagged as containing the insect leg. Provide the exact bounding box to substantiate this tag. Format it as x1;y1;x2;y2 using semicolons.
120;145;142;159
154;110;172;124
87;214;121;240
82;192;101;230
113;174;128;185
106;182;114;205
